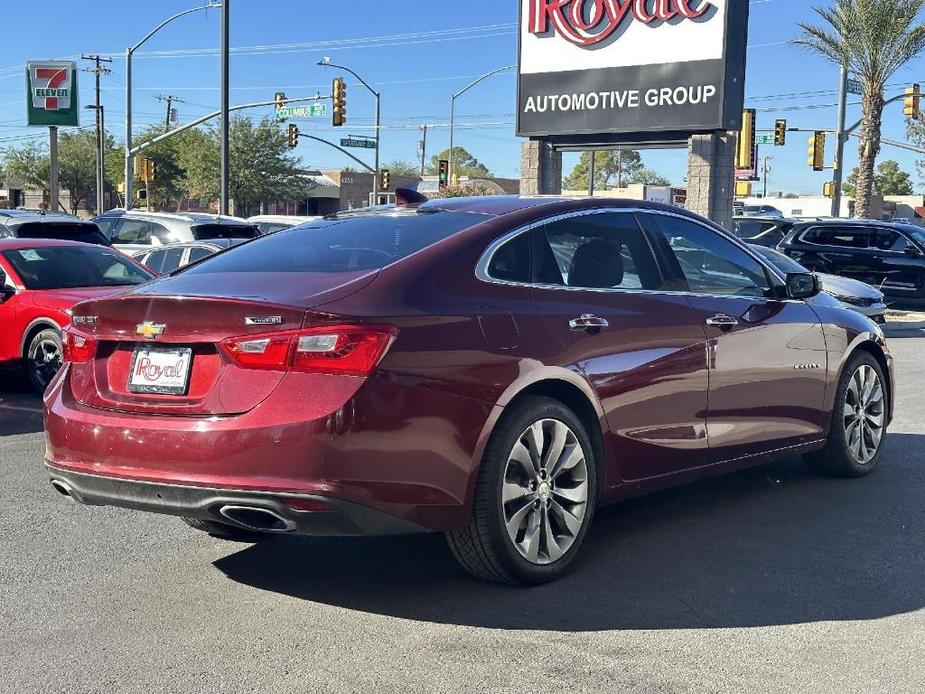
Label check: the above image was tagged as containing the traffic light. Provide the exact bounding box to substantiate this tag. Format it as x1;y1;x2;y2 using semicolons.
807;131;825;171
274;91;287;122
332;77;347;127
287;123;299;148
736;109;756;170
774;119;787;146
133;153;145;178
823;181;835;198
904;83;921;119
438;159;449;191
147;160;157;180
734;181;752;197
379;169;390;190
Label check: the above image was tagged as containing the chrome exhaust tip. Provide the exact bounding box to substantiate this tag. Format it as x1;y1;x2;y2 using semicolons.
50;479;77;502
218;505;295;533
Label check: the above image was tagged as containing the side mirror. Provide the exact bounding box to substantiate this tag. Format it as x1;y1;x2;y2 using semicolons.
786;272;821;300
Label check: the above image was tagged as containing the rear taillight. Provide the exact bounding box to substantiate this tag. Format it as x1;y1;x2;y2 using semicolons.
219;325;396;376
61;326;97;363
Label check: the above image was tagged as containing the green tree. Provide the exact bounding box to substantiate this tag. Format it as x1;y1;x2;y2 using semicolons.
430;182;499;199
427;147;491;178
3;129;119;214
383;160;420;177
795;0;925;218
562;150;645;190
182;117;309;215
130;125;213;211
626;167;671;186
843;159;914;195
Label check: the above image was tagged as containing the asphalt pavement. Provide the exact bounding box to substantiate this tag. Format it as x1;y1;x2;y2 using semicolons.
1;332;923;694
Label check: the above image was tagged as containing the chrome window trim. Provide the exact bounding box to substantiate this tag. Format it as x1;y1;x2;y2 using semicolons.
475;207;803;303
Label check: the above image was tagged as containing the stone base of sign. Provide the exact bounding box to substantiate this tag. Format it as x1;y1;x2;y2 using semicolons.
520;140;562;195
686;131;737;231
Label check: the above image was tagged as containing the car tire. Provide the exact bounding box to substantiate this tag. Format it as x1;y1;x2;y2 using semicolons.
181;516;260;541
808;352;888;478
25;328;63;394
446;396;598;585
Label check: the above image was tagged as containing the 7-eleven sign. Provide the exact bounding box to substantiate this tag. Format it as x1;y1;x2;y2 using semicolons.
26;60;79;126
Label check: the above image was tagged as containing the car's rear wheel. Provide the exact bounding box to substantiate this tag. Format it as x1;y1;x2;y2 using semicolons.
181;516;260;541
447;396;598;585
808;352;888;477
25;328;63;394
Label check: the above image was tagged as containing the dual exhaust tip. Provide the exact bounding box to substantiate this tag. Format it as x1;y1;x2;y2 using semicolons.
49;479;295;533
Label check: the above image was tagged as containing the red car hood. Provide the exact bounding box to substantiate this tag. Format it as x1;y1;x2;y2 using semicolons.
29;286;131;312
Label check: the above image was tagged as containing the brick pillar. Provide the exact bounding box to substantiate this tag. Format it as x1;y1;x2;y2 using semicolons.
520;140;562;195
686;131;737;231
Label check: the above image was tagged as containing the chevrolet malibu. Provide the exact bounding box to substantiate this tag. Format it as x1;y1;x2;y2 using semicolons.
44;197;894;584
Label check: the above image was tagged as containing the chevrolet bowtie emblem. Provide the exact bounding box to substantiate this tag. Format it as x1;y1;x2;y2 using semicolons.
136;322;166;339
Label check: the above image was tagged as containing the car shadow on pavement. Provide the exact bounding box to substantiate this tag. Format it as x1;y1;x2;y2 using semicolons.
0;376;44;436
214;433;925;631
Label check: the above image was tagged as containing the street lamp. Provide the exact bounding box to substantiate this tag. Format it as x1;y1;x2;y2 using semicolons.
317;58;381;203
449;65;515;183
124;1;221;209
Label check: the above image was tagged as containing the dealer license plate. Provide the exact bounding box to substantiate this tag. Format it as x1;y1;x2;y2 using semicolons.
128;347;193;395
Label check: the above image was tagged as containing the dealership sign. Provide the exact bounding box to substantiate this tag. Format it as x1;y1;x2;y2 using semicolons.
26;61;79;127
517;0;749;141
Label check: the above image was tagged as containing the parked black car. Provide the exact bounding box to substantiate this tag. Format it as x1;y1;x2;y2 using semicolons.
779;219;925;297
731;216;795;248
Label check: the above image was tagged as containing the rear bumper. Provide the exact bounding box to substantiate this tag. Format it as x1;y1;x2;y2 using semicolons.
45;465;429;536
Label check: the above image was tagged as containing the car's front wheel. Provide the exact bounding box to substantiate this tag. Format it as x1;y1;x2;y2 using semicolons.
808;352;888;477
25;328;63;394
447;396;598;584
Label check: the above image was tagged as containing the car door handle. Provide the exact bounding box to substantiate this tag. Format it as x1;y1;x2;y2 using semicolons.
569;314;609;331
705;314;739;328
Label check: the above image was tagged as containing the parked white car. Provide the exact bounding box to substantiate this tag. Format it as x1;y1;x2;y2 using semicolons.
246;215;322;235
91;211;259;255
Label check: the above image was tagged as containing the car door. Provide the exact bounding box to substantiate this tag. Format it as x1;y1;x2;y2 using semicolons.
109;218;156;255
640;212;829;464
0;254;26;363
868;227;924;294
519;211;712;480
804;225;874;280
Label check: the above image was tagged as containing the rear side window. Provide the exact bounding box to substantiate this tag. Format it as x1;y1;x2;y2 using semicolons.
487;232;531;283
146;247;185;273
535;213;665;290
187;246;215;263
14;222;110;246
110;219;173;245
192;224;259;240
182;211;487;275
801;226;870;248
94;216;119;237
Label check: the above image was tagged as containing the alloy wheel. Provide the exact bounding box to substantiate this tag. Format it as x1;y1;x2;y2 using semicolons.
843;364;885;465
501;418;589;565
29;336;62;391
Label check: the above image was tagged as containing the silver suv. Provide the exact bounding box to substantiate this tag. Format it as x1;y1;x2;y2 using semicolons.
92;210;259;254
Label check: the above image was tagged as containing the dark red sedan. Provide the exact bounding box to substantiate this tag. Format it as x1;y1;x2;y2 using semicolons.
43;197;894;584
0;239;153;392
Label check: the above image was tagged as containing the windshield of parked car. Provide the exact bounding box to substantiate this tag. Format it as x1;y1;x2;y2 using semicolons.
14;222;110;246
749;245;808;275
191;224;259;240
181;210;489;274
900;226;925;247
2;246;153;290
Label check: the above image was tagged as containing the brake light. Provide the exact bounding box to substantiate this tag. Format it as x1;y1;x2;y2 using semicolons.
220;325;396;376
61;326;97;363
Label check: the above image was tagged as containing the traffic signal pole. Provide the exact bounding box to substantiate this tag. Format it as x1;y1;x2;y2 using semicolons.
831;66;849;218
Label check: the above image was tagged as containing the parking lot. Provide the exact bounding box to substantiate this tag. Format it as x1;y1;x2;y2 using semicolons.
0;327;922;694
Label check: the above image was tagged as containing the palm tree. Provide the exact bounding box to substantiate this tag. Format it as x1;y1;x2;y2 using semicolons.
794;0;925;218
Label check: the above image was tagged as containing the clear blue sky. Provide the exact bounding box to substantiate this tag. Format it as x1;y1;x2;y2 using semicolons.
1;0;924;195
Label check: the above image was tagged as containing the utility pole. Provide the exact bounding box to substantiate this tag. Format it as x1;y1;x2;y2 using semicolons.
588;151;596;196
419;124;428;178
831;66;849;217
617;150;624;188
49;127;59;212
81;54;112;215
157;95;183;132
761;155;772;198
220;0;230;215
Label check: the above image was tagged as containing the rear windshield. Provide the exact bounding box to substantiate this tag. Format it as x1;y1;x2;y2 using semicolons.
192;224;259;240
14;222;110;246
2;246;153;290
182;210;488;274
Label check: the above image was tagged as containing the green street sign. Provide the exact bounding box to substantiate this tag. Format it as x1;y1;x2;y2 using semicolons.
755;133;775;145
275;103;326;120
26;60;79;127
340;137;377;150
847;78;863;96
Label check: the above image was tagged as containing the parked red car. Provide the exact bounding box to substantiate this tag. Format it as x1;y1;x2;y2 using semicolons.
0;239;153;392
43;197;894;584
